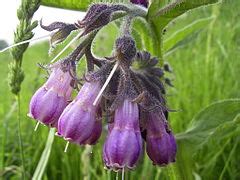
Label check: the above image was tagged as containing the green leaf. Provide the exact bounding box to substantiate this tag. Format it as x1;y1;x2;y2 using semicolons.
132;18;156;54
93;22;119;57
41;0;91;11
32;128;55;179
163;16;214;52
132;28;144;50
148;0;219;29
147;0;219;59
202;114;240;144
148;0;172;17
41;0;129;11
176;99;240;147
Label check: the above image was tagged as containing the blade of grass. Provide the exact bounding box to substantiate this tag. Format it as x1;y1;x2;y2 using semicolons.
0;102;17;170
218;138;238;180
32;128;55;180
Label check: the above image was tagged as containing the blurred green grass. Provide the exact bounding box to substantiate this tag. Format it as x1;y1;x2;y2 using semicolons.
0;1;240;179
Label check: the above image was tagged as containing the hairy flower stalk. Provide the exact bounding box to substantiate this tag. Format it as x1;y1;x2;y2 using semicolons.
103;99;143;171
57;81;102;145
28;63;73;127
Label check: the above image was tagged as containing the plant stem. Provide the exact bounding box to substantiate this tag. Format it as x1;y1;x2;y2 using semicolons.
16;94;26;179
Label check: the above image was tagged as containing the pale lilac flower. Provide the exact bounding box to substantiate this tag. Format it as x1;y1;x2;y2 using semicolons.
57;81;102;145
28;66;73;127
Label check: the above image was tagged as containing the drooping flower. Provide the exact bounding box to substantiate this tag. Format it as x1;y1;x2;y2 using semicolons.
130;0;149;8
103;99;143;171
57;81;102;145
28;65;73;127
146;111;177;166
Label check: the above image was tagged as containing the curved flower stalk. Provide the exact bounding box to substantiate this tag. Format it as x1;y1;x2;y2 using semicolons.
28;63;73;127
103;99;143;171
57;81;102;145
146;111;177;166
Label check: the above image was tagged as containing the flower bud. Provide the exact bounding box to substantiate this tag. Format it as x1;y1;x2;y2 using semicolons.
163;63;172;73
81;4;109;25
78;4;128;36
28;66;73;127
135;51;159;68
146;112;177;166
57;81;102;145
116;36;137;63
103;100;143;171
148;57;158;67
40;20;77;47
165;78;174;87
130;0;149;8
150;67;164;77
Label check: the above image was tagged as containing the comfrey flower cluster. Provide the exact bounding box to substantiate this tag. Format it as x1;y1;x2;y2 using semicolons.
28;2;176;171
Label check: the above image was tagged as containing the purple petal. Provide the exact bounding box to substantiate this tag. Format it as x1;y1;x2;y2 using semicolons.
103;127;142;169
146;111;177;166
29;87;66;125
114;99;139;129
146;132;170;166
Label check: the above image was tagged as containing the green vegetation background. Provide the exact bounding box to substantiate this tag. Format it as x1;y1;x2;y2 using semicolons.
0;1;239;179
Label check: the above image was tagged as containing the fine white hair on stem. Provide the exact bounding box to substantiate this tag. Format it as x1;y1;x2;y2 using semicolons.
50;32;82;63
93;61;119;106
64;141;70;153
34;121;40;131
0;33;52;53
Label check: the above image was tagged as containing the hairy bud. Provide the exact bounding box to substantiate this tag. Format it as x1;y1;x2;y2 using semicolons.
40;20;77;48
130;0;149;8
136;51;159;68
77;4;128;36
115;36;137;63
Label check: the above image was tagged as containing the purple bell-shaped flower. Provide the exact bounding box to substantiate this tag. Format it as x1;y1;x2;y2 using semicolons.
57;81;102;145
103;99;143;171
28;66;73;127
146;111;177;166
